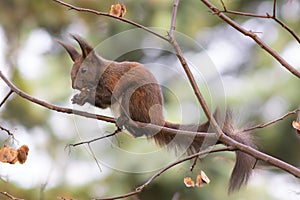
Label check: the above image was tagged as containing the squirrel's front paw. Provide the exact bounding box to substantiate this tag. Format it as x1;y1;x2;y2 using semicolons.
71;88;91;105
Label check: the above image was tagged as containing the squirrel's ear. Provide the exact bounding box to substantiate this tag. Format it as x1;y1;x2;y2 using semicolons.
57;40;81;62
71;34;93;58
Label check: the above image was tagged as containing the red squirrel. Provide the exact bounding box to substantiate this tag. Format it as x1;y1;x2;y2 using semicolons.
58;34;256;193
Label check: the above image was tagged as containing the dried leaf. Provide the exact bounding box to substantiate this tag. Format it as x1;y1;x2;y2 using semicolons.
0;144;29;164
292;121;300;135
196;170;210;187
17;145;29;164
0;145;18;164
183;177;195;187
109;3;126;17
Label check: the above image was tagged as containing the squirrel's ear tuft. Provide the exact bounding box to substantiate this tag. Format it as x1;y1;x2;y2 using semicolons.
57;40;81;62
71;34;93;58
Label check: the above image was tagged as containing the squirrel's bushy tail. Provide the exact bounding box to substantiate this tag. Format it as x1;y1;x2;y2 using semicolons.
152;111;256;193
221;112;256;193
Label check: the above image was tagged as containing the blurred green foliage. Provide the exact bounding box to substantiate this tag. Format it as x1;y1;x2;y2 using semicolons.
0;0;299;199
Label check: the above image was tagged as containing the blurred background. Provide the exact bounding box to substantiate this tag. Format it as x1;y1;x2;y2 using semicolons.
0;0;299;199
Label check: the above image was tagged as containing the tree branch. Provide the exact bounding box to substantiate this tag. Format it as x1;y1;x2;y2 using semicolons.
218;134;300;178
0;89;13;108
52;0;168;42
66;128;121;148
168;22;300;179
96;147;233;200
170;0;180;36
240;108;300;133
201;0;300;78
167;35;224;138
0;192;24;200
0;70;218;141
272;0;277;17
0;124;15;137
220;0;300;44
2;63;299;188
0;71;115;124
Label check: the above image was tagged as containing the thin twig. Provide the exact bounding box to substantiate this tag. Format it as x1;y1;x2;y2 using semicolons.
67;129;121;148
240;108;300;133
97;147;233;200
221;10;268;18
170;0;180;36
272;0;277;17
271;17;300;43
52;0;168;42
267;0;300;43
87;143;102;172
189;157;198;172
0;89;13;108
220;0;226;11
0;191;24;200
219;0;300;43
201;0;300;78
0;124;15;137
66;129;121;178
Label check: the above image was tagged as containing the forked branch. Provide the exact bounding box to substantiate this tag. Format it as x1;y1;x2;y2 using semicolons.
96;147;233;200
219;0;300;43
201;0;300;78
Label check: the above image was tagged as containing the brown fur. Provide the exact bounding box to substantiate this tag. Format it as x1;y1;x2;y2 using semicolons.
59;35;256;193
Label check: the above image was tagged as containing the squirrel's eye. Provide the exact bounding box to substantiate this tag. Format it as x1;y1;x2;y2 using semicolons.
81;67;88;74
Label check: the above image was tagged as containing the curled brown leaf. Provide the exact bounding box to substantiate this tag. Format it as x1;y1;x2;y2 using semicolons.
109;3;126;17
